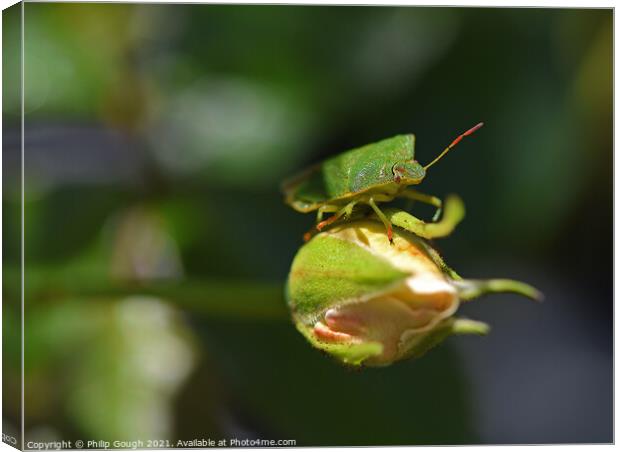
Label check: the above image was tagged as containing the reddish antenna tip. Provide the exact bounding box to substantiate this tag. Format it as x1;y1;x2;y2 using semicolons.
464;122;484;136
424;122;485;171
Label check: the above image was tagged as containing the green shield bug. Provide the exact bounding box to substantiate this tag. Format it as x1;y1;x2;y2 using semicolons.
282;123;484;242
286;219;541;367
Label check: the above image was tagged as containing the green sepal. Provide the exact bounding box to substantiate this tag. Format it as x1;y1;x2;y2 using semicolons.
453;278;543;302
385;194;465;240
294;316;491;367
295;321;383;367
287;234;408;323
417;239;463;281
450;318;490;335
401;317;490;362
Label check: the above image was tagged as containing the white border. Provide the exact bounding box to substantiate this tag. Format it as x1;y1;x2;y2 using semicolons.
0;1;615;452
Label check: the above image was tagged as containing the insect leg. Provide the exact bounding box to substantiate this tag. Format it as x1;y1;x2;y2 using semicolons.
343;200;359;217
368;197;393;243
398;189;443;221
316;201;358;231
316;204;339;223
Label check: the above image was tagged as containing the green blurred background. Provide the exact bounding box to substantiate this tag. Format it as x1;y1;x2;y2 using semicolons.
3;4;612;446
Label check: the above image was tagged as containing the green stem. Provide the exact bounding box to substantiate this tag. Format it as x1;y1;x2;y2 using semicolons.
4;267;288;321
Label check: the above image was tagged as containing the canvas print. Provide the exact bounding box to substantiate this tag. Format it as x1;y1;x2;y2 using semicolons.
2;3;612;448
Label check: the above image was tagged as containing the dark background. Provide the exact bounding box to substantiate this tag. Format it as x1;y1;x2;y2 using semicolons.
3;4;612;446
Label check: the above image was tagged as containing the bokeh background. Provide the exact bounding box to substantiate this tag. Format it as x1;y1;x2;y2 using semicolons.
3;4;612;446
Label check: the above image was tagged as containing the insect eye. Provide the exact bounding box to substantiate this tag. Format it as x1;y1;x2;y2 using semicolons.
392;164;404;183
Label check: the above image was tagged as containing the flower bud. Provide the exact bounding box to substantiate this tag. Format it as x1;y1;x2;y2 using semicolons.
286;220;540;367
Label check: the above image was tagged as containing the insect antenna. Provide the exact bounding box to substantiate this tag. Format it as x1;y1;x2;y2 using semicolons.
423;122;484;171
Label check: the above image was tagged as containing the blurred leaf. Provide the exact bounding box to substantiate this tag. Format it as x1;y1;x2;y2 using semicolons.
149;77;314;188
110;206;183;282
25;298;197;440
24;3;136;117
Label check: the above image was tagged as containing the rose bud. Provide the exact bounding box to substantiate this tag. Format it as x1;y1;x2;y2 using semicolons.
286;220;541;367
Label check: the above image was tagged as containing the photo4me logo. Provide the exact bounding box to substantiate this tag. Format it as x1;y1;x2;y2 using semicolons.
228;438;296;447
176;438;297;447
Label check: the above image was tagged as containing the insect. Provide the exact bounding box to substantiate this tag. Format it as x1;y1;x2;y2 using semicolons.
282;123;484;242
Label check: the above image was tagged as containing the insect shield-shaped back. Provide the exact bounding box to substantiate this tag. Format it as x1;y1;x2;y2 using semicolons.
286;220;541;367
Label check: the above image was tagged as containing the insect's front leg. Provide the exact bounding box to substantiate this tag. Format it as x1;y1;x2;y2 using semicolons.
367;196;394;244
397;189;443;222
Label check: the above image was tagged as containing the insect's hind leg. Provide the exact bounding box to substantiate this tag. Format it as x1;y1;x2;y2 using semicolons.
368;197;394;244
316;200;359;232
397;189;443;222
